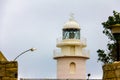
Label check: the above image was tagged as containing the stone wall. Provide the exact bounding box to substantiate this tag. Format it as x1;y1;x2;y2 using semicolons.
0;61;18;80
103;62;120;80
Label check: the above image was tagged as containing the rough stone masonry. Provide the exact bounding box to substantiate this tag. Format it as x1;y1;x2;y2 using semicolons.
103;62;120;80
0;51;18;80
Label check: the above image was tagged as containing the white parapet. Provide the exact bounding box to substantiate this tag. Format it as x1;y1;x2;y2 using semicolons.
56;37;87;47
53;49;90;59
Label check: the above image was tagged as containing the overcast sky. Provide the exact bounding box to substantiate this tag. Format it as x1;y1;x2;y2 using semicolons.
0;0;120;79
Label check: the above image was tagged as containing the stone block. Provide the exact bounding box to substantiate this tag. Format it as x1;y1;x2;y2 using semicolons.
0;61;18;80
117;65;120;69
103;65;111;71
6;67;17;77
103;62;120;80
0;61;7;64
106;71;116;78
9;78;17;80
0;71;5;77
0;64;5;68
6;67;17;72
0;66;5;77
6;61;17;68
115;69;120;77
2;77;10;80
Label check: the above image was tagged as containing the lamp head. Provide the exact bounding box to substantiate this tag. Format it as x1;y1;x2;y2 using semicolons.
88;73;91;76
30;48;37;51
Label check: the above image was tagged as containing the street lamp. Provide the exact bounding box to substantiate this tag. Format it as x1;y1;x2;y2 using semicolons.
13;48;36;61
87;73;91;80
109;24;120;61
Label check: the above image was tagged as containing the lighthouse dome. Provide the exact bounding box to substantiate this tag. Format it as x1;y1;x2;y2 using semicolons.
63;17;80;29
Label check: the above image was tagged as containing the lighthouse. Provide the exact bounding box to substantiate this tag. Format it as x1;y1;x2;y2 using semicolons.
53;15;90;79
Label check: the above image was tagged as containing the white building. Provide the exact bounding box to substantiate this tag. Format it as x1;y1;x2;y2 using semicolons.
53;15;90;79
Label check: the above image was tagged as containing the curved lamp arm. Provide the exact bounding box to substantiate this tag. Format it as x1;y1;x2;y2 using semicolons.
13;48;36;61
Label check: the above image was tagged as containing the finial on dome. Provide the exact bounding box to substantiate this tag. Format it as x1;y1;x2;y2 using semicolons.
69;13;74;21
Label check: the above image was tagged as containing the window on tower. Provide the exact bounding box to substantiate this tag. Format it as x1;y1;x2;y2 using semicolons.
70;62;76;74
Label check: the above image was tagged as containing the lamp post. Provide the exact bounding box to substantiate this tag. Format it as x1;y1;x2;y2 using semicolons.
109;24;120;61
13;48;36;61
87;73;91;80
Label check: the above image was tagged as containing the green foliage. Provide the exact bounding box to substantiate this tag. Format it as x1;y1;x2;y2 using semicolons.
97;43;116;64
102;10;120;28
97;49;109;64
97;10;120;64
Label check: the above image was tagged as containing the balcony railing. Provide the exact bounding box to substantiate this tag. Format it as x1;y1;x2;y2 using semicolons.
56;37;86;44
53;49;90;58
56;37;87;47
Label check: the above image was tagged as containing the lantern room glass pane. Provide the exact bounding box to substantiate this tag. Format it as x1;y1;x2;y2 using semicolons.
63;29;80;39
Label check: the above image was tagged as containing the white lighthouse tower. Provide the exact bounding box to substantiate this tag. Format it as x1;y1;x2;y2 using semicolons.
53;15;90;79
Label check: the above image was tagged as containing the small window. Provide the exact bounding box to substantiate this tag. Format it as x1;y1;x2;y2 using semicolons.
70;62;76;74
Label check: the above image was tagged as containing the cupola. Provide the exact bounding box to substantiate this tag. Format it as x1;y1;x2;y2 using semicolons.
62;14;80;40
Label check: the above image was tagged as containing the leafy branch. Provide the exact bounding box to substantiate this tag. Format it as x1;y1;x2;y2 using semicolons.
102;10;120;28
97;10;120;64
